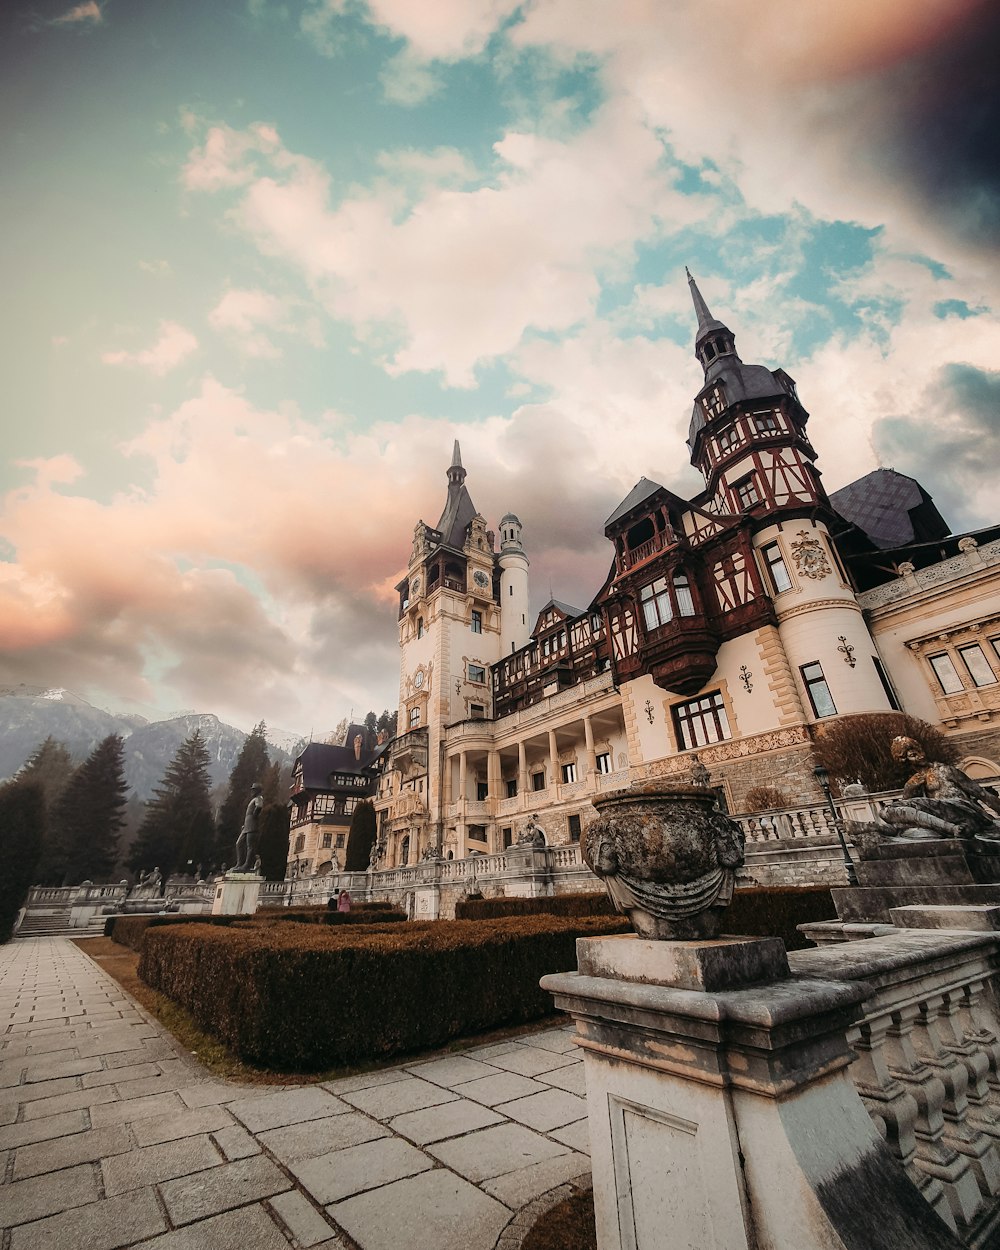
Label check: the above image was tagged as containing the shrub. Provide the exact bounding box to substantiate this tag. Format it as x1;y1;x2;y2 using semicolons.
742;786;788;813
812;712;956;793
725;886;836;951
106;913;238;951
139;913;630;1069
455;892;614;920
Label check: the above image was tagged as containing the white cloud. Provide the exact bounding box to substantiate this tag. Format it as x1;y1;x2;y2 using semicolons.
380;49;442;106
102;322;198;375
52;1;102;25
139;259;171;276
301;0;520;61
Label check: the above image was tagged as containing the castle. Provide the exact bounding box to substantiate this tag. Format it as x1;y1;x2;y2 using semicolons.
345;273;1000;874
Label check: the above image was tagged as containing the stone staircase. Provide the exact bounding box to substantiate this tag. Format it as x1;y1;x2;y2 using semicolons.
15;909;108;939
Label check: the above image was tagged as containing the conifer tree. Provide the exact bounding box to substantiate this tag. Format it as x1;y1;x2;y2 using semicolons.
214;722;271;866
18;737;74;884
344;799;377;871
258;802;291;880
51;735;129;884
127;730;213;880
0;780;45;942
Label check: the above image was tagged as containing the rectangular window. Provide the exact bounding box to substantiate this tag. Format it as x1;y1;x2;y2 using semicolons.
673;572;696;616
568;814;582;842
754;411;780;433
416;618;424;639
718;425;739;451
561;763;578;784
502;827;513;849
336;834;345;848
468;663;486;683
506;778;518;798
801;662;837;718
532;771;546;791
470;703;485;719
761;541;792;593
640;577;673;631
322;832;332;849
872;656;902;710
735;475;760;509
471;610;482;634
991;637;1000;666
409;706;420;728
672;691;732;751
294;834;305;853
929;652;963;694
596;752;612;774
476;781;488;802
958;644;997;688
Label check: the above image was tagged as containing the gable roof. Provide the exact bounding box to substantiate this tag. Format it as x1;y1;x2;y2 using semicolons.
605;477;665;530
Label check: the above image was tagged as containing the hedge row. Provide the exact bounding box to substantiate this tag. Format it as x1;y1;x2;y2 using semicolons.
105;913;239;950
452;886;835;950
455;892;614;920
138;913;630;1070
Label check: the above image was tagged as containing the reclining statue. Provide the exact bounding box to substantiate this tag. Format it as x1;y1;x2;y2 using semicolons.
870;737;1000;843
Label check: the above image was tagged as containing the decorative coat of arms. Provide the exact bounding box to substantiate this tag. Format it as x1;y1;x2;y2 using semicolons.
790;530;831;580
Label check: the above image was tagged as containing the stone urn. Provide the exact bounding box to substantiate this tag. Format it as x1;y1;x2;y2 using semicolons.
582;782;746;939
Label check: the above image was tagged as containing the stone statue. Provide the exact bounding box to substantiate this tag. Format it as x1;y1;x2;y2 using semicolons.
516;820;546;848
583;783;745;939
866;737;1000;845
421;843;442;861
252;854;262;875
330;850;340;874
233;784;264;872
148;866;162;888
369;838;386;871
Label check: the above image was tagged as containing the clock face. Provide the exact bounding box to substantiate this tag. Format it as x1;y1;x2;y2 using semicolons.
473;570;490;589
411;576;421;595
413;669;424;689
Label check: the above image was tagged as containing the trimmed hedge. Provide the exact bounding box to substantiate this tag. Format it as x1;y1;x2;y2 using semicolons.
105;913;239;950
455;892;614;920
725;886;836;952
139;913;630;1070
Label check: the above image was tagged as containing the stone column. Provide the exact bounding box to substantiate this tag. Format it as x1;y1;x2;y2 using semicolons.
548;729;558;791
584;715;597;780
518;741;528;804
543;935;963;1250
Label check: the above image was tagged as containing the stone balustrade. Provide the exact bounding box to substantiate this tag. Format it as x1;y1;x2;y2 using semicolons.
791;929;1000;1243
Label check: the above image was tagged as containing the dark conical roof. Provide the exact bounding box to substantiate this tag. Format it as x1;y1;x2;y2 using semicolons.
605;477;665;530
687;268;728;342
436;440;478;548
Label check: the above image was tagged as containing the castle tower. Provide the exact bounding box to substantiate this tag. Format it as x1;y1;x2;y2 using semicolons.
498;512;530;654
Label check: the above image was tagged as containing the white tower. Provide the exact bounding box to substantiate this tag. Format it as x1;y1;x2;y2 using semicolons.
498;512;530;654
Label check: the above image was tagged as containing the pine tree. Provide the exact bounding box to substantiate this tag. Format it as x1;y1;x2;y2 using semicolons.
344;799;377;871
51;735;129;884
258;802;291;880
376;709;398;741
214;722;271;866
0;780;45;942
17;737;74;885
127;731;213;880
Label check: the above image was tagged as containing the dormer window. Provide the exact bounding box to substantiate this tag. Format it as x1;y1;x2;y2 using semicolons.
701;385;726;419
754;411;780;434
703;341;717;361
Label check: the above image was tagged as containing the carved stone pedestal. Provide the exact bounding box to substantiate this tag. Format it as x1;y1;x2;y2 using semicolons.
543;933;963;1250
211;872;262;916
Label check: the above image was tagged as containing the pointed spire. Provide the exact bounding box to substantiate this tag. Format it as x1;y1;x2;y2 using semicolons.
686;268;726;342
451;440;463;471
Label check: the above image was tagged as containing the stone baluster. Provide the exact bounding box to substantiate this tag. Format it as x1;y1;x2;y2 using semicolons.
847;1015;952;1227
953;979;1000;1101
911;992;1000;1201
938;985;1000;1142
881;1001;983;1229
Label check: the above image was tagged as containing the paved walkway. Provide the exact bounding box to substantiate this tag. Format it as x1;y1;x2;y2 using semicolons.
0;939;591;1250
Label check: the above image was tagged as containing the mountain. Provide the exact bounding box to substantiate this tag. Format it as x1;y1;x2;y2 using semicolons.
0;687;303;801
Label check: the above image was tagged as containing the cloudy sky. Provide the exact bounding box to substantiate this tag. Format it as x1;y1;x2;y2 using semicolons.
2;0;999;737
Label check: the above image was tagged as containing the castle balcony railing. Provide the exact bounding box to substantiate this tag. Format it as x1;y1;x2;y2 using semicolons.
621;531;673;571
597;769;630;792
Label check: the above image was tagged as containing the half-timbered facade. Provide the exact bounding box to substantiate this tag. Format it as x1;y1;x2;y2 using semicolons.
370;272;1000;871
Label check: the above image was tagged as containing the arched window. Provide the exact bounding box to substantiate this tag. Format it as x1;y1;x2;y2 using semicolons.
400;835;410;865
674;572;695;616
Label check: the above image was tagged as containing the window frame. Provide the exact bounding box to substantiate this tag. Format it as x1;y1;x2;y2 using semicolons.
408;705;421;728
561;762;578;784
531;771;546;792
672;690;732;751
801;661;837;718
467;662;487;684
640;576;673;632
928;652;964;695
471;610;482;634
734;474;760;510
958;643;997;688
595;751;612;774
761;541;792;594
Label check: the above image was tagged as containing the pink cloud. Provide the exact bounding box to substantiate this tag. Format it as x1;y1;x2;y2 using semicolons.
102;321;198;376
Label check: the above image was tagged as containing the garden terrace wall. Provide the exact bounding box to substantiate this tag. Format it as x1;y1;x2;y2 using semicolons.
138;914;630;1070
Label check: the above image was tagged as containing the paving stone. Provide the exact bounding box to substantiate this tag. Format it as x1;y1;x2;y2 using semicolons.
535;1062;586;1096
269;1189;337;1247
488;1047;579;1078
495;1088;588;1132
259;1111;389;1163
23;1055;104;1083
9;1185;166;1250
212;1123;261;1161
404;1056;503;1087
521;1029;578;1054
131;1203;291;1250
133;1104;235;1147
292;1137;433;1205
0;1062;27;1088
480;1152;591;1208
102;1133;223;1195
83;1063;161;1089
452;1072;551;1108
178;1082;241;1109
341;1076;458;1120
2;1074;86;1109
75;1029;157;1058
0;1162;100;1228
322;1068;410;1096
103;1043;175;1068
113;1073;192;1099
549;1118;590;1154
331;1168;510;1250
91;1091;185;1127
389;1098;503;1145
21;1084;120;1121
428;1122;569;1182
159;1154;291;1226
23;1034;82;1056
227;1086;348;1133
0;1108;88;1150
462;1043;524;1060
14;1123;133;1179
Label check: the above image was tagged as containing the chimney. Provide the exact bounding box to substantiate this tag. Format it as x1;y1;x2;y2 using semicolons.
353;733;362;761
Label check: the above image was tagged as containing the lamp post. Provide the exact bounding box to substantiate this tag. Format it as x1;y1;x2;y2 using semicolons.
813;765;858;885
